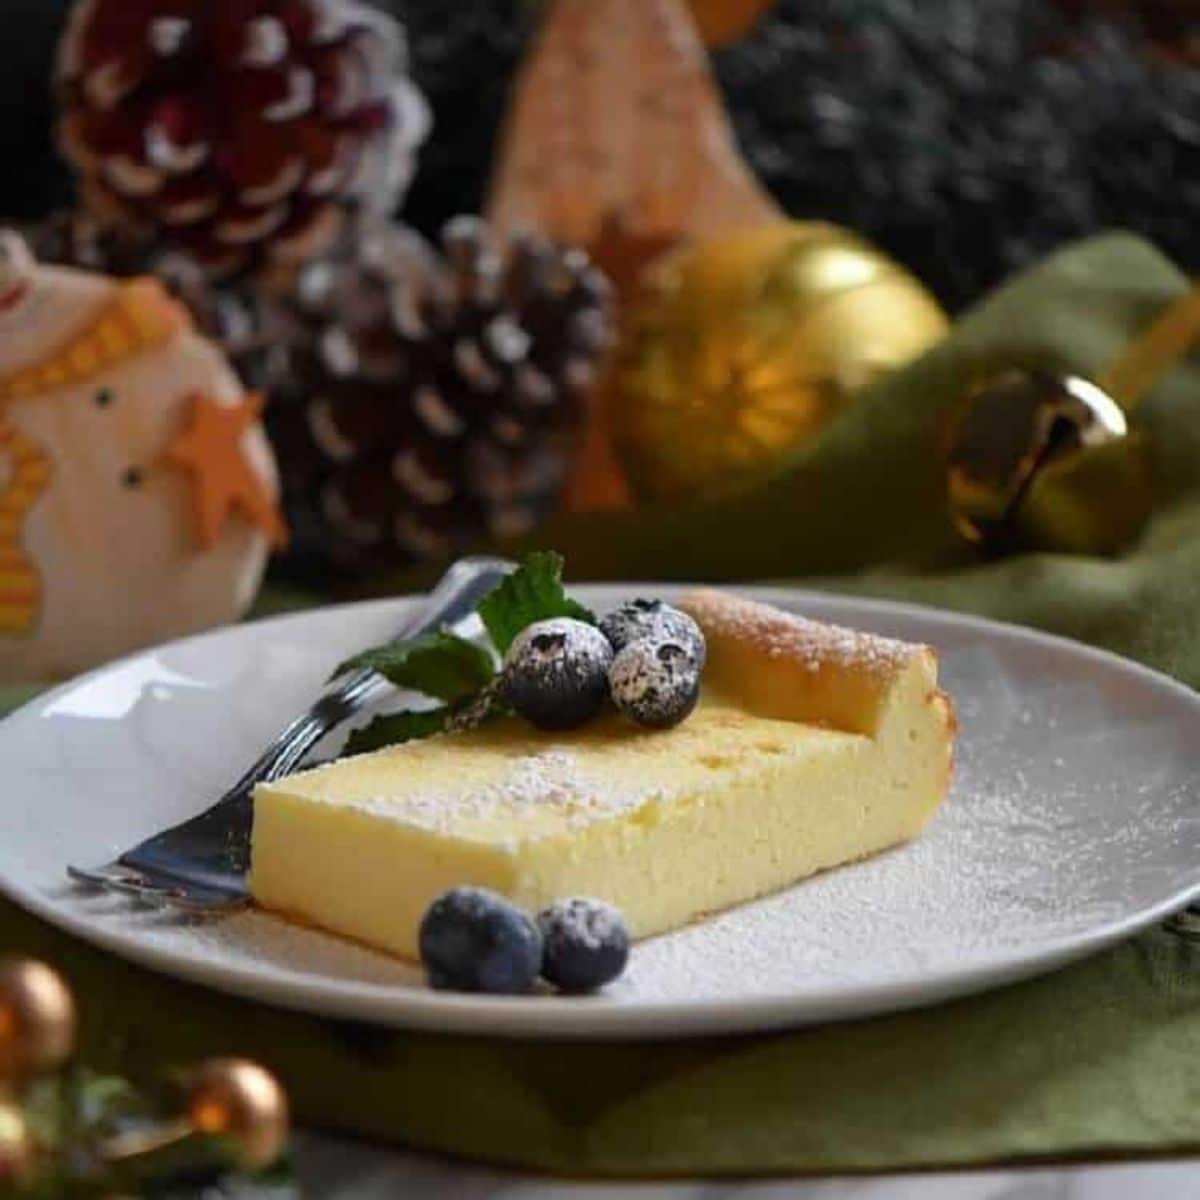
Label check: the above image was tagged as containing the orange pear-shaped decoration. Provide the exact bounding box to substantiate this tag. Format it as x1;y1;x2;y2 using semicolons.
488;0;779;258
487;0;782;510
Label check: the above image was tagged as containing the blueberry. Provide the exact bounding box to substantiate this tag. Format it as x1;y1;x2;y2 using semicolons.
500;617;613;730
599;599;705;666
418;886;542;994
608;637;701;729
537;897;631;993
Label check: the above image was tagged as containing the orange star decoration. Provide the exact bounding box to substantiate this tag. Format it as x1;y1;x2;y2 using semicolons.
165;392;287;551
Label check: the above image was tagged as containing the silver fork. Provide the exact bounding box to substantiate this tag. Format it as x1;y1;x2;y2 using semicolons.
67;556;514;913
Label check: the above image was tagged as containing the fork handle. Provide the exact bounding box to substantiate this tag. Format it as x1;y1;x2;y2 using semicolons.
228;556;514;794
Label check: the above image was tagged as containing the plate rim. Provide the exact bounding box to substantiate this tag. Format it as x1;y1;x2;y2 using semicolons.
2;583;1199;1040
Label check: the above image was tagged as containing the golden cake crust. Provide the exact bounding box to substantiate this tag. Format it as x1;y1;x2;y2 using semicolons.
680;588;941;736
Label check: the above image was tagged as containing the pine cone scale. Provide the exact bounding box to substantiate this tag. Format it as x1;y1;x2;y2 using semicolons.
156;174;222;225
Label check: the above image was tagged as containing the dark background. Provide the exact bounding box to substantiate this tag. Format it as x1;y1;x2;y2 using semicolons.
5;0;1198;311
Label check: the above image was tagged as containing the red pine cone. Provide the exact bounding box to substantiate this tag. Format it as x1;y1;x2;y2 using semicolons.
56;0;429;277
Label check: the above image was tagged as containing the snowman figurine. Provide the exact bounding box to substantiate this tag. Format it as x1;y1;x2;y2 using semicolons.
0;231;284;680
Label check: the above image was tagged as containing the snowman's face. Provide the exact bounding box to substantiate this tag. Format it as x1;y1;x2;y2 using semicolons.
0;247;116;378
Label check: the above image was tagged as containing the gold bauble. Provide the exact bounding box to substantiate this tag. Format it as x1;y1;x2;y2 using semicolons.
185;1058;289;1171
612;222;949;503
0;1101;34;1185
0;959;76;1083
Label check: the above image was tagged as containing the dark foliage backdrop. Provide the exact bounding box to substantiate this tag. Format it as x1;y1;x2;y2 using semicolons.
1;0;1197;310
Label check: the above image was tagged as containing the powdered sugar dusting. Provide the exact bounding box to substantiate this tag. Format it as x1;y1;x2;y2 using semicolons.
542;897;626;951
346;750;656;836
618;644;1200;1002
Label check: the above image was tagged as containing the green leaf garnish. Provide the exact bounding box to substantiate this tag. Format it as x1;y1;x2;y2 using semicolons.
331;629;495;702
333;552;590;757
477;550;594;653
344;708;452;755
343;682;508;756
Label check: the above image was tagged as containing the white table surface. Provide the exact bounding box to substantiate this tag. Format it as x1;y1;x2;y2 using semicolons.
290;1136;1200;1199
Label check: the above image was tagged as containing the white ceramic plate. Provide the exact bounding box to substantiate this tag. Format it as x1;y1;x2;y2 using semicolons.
1;586;1198;1040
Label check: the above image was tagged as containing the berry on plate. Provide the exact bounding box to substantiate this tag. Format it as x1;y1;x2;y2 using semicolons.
537;897;631;993
418;886;542;994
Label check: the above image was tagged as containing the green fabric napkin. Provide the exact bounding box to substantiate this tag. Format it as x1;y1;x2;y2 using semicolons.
3;231;1200;1176
1;896;1199;1176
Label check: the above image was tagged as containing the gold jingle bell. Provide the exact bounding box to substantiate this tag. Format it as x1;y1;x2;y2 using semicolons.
613;222;949;504
948;286;1200;556
0;959;76;1083
947;369;1130;553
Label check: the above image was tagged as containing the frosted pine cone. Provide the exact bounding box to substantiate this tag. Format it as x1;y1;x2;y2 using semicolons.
266;216;614;578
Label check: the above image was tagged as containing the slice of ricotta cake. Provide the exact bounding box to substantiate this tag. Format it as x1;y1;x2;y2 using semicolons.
250;591;955;959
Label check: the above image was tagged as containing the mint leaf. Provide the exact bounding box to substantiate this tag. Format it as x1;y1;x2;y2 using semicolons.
342;681;509;757
331;629;494;702
344;708;451;755
477;550;594;653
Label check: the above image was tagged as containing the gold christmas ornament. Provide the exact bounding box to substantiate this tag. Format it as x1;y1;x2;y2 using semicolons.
0;958;289;1190
612;222;949;503
185;1058;289;1171
0;1100;34;1185
0;958;76;1082
947;286;1200;555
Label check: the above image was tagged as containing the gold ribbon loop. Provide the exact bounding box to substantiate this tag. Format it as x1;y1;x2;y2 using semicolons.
1096;285;1200;412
